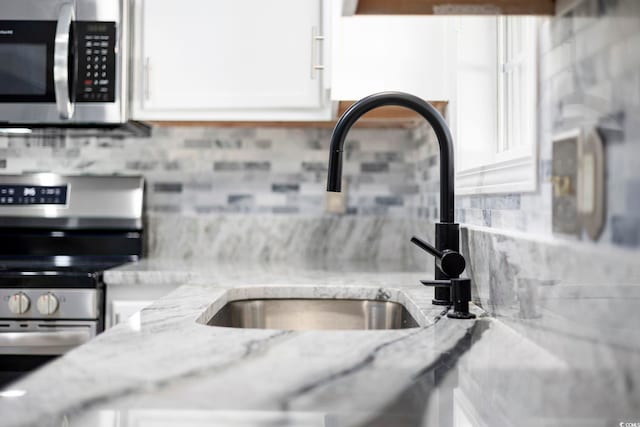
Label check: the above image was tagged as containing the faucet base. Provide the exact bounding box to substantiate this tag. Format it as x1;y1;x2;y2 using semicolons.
447;311;476;320
432;298;451;306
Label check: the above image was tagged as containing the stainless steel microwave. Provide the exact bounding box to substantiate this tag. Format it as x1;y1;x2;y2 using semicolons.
0;0;129;125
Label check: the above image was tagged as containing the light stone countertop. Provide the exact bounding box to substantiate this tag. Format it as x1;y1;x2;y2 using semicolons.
0;259;638;427
101;258;434;288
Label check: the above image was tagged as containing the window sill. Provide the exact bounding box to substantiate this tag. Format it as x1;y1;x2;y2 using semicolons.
456;155;537;195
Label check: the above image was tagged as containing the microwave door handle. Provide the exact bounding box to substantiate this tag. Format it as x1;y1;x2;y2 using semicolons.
54;3;75;120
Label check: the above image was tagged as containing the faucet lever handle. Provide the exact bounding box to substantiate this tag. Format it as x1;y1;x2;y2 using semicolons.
419;279;451;287
410;236;442;258
410;236;466;277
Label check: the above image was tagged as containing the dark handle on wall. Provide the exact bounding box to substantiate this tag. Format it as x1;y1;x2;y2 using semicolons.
410;236;466;277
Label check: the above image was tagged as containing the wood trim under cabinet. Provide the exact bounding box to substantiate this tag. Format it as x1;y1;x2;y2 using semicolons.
355;0;555;15
149;101;448;129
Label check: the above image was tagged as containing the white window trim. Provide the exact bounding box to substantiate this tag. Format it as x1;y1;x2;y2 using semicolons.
456;155;537;194
454;17;539;196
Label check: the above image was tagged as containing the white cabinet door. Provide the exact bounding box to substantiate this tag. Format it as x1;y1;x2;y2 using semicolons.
110;300;153;327
331;15;454;102
105;283;179;329
131;0;333;121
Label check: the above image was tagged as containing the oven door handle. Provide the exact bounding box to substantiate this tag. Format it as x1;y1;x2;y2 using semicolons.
54;3;75;120
0;330;91;355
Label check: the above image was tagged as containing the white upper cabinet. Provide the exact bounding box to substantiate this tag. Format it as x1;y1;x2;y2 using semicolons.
331;15;454;102
130;0;334;121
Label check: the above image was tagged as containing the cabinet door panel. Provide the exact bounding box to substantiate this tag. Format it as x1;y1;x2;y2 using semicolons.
140;0;324;111
110;300;153;327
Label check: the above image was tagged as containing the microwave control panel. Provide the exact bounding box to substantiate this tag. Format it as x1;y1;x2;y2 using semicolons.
75;21;116;103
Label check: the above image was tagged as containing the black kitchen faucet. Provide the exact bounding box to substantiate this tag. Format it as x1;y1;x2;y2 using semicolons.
326;91;475;319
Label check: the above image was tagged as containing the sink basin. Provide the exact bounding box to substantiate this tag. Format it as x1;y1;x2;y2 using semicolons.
207;298;419;331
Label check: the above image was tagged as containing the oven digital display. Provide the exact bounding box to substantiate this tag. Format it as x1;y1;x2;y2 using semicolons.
0;185;68;205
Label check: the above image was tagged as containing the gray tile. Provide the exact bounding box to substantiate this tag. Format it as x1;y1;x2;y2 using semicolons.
152;182;183;193
183;139;213;149
304;140;323;150
374;152;404;162
625;179;640;212
193;206;218;214
360;162;389;173
482;209;492;227
390;184;420;195
487;195;521;210
344;139;361;156
164;161;180;171
597;111;625;143
223;205;252;214
228;194;254;206
272;183;300;193
214;161;241;171
126;161;158;171
353;175;375;185
149;204;181;214
213;139;242;149
358;206;389;216
97;139;125;149
301;162;326;172
540;159;553;180
254;139;272;149
469;196;483;209
272;206;299;214
597;0;622;16
624;106;640;145
374;196;404;206
184;181;213;192
244;162;270;172
576;54;600;88
611;215;640;247
470;195;523;211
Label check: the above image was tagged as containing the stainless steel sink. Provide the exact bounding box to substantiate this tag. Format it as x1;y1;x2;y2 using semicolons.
207;298;419;330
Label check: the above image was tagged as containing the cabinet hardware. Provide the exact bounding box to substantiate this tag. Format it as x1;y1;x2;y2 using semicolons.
144;57;151;101
311;26;325;79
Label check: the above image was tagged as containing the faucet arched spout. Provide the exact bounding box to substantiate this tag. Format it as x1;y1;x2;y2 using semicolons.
326;91;455;223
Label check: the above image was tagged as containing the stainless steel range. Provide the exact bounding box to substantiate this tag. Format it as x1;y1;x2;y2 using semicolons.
0;174;143;387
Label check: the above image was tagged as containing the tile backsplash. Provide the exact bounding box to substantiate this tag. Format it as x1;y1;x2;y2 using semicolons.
0;126;424;218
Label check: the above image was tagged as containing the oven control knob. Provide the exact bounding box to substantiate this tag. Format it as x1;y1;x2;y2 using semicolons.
8;293;30;314
37;293;59;315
